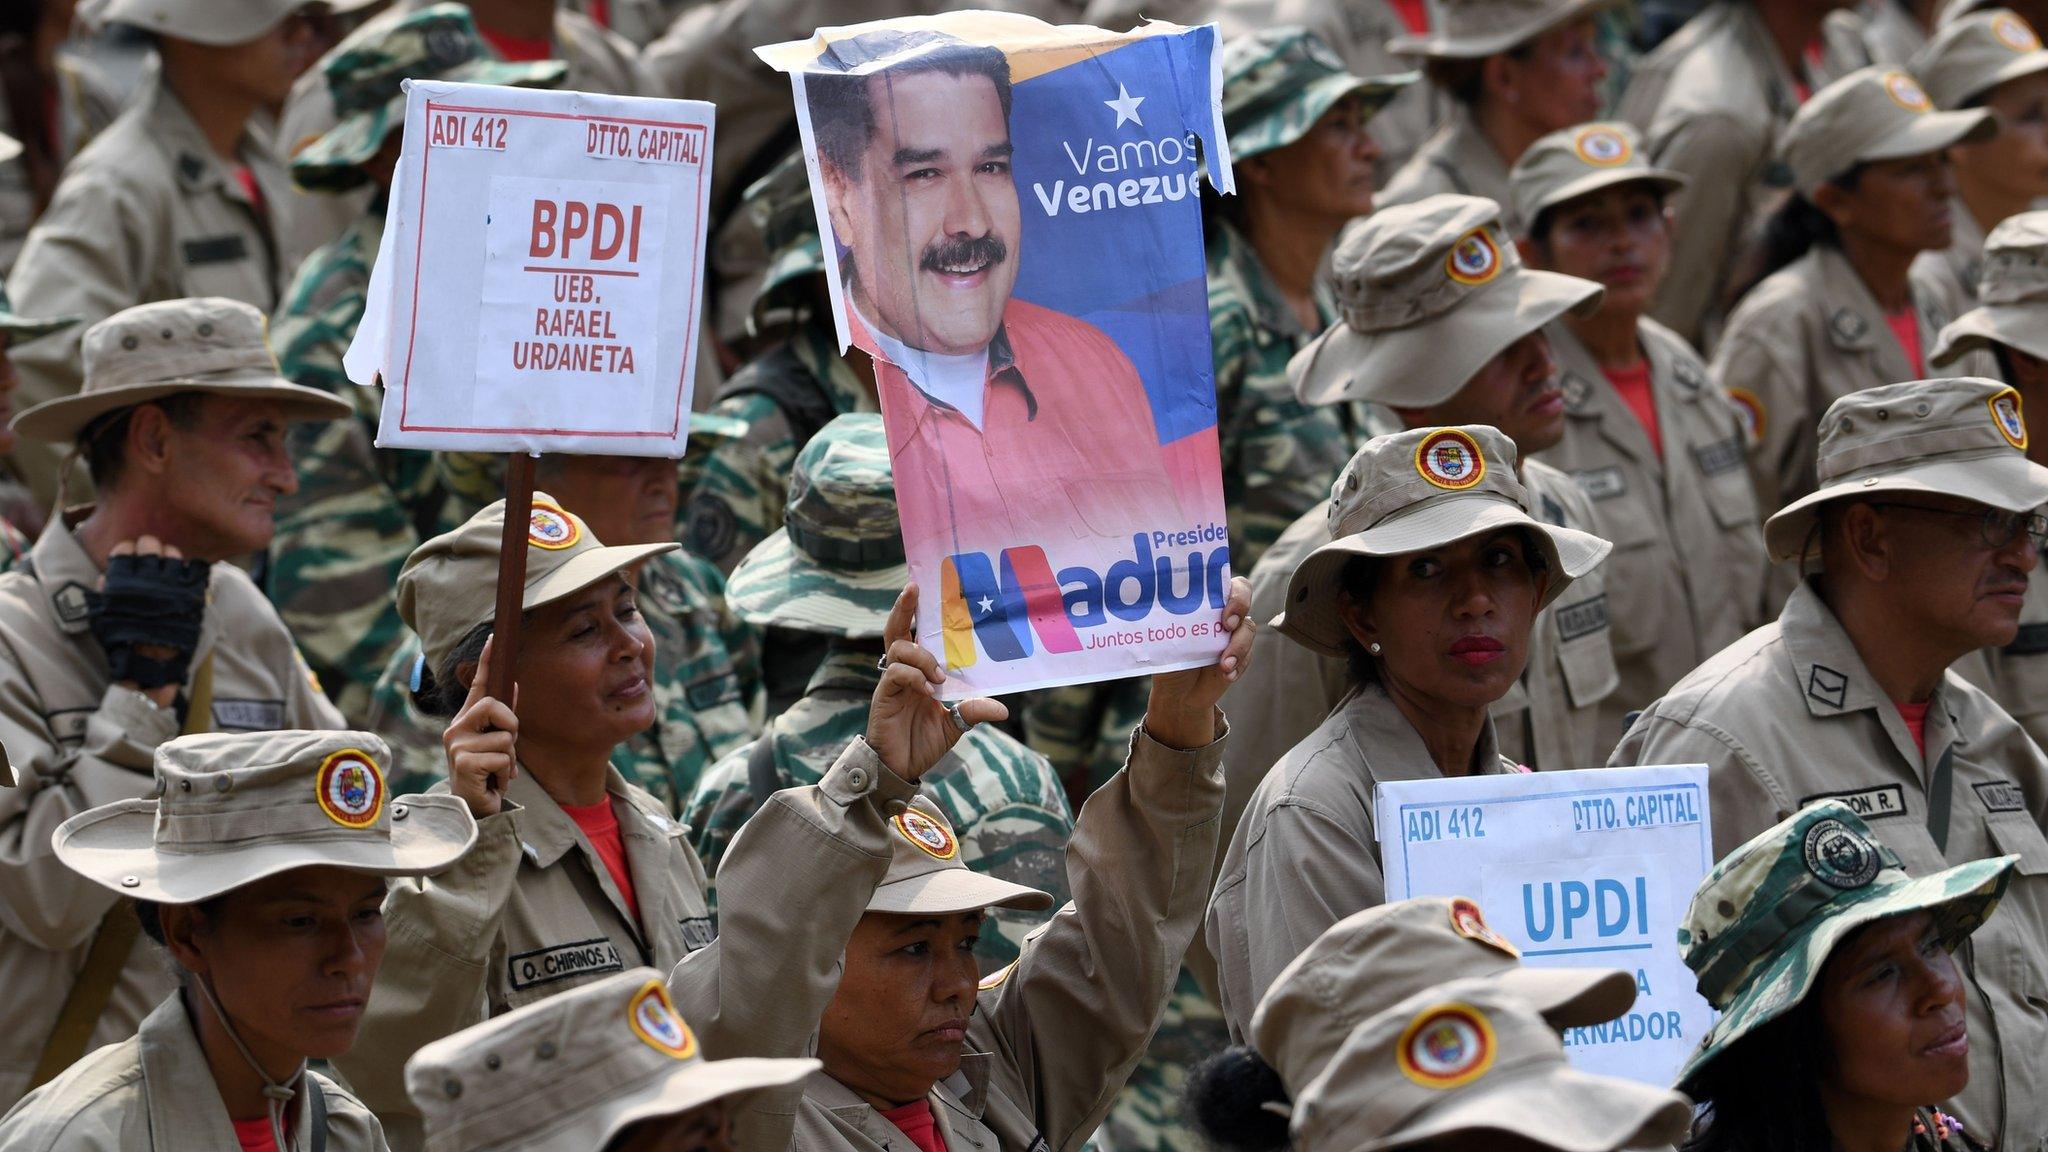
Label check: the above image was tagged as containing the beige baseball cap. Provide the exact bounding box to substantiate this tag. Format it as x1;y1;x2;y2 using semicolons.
1272;425;1610;658
1931;210;2048;365
1387;0;1620;59
407;969;819;1152
397;495;678;673
93;0;312;44
11;297;352;444
1508;122;1687;231
53;730;475;905
849;794;1053;916
1915;8;2048;107
1249;898;1637;1101
1289;195;1603;409
1288;980;1694;1152
1780;66;1995;195
1763;377;2048;561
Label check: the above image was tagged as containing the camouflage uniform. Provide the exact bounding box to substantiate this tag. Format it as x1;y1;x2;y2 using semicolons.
686;414;1071;966
365;546;761;811
265;7;567;721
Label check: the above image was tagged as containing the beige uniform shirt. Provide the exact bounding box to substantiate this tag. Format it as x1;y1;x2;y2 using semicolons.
1926;198;1991;312
1612;581;2048;1147
0;995;383;1152
3;82;290;509
1532;319;1768;734
1956;554;2048;753
1376;103;1518;233
789;724;1227;1152
0;515;345;1113
339;744;917;1152
1207;683;1519;1040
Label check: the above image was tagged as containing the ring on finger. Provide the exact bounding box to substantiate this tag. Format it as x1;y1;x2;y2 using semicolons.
944;702;970;734
876;654;891;672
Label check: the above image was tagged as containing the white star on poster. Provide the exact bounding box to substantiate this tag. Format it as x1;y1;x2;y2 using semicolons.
978;595;996;615
1105;83;1145;128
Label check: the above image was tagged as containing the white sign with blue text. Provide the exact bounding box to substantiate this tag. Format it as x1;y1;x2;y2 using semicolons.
1375;765;1715;1087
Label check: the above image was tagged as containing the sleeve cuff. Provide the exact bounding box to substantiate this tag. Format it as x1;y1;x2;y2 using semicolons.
817;737;917;809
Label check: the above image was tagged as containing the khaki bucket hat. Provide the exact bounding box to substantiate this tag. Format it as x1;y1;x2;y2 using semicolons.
1272;425;1611;657
1914;8;2048;108
842;794;1053;917
1387;0;1620;58
293;4;569;194
1289;980;1695;1152
11;297;352;444
93;0;309;45
1932;210;2048;365
1508;122;1687;231
1221;27;1416;161
398;494;678;673
1675;802;2014;1092
1289;195;1603;408
726;414;905;639
408;968;818;1152
53;730;476;905
1762;377;2048;562
0;282;77;342
1781;66;1996;195
1249;897;1638;1100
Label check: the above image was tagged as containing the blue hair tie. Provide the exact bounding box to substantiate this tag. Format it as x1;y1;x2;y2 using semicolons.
409;652;426;693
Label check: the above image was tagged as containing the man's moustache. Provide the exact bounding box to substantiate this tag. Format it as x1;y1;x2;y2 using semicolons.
920;234;1007;275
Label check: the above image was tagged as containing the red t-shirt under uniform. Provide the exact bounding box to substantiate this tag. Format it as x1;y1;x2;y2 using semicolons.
1602;360;1662;457
1886;306;1925;379
882;1100;948;1152
561;798;641;923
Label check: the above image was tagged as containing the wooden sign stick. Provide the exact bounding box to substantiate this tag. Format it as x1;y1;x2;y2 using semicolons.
489;452;539;707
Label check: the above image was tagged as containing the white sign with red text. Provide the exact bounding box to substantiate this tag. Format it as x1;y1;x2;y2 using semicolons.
347;80;713;456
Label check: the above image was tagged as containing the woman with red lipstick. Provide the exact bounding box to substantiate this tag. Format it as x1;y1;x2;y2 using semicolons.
1207;423;1611;1038
1677;801;2015;1152
0;729;478;1152
1713;67;1991;549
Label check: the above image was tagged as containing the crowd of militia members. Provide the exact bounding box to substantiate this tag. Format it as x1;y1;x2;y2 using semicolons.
5;0;2048;1150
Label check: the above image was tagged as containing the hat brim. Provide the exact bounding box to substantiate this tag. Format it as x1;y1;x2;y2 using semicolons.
11;369;356;443
1842;108;1999;178
1292;270;1603;408
1229;71;1420;161
1521;167;1688;230
585;1058;821;1148
293;61;569;193
1273;494;1612;657
1762;449;2048;562
1356;1059;1694;1152
527;542;681;614
1676;855;2016;1092
1965;48;2048;105
725;528;903;639
1929;304;2048;368
0;311;80;340
867;867;1055;916
53;793;478;905
1386;0;1619;57
1493;965;1640;1028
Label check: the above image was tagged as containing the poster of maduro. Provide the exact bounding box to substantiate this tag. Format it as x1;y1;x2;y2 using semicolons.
760;13;1236;697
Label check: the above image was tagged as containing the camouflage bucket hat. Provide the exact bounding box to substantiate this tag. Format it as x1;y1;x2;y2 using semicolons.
92;0;305;45
408;969;817;1152
1781;67;1996;195
1222;27;1416;161
1932;211;2048;365
0;280;79;342
1289;980;1693;1152
1675;801;2015;1092
846;793;1052;917
397;492;679;672
725;414;907;639
1289;195;1603;409
745;150;828;329
54;730;477;904
292;4;569;194
1763;377;2048;562
1508;122;1686;232
1273;425;1611;657
1913;9;2048;109
1388;0;1622;58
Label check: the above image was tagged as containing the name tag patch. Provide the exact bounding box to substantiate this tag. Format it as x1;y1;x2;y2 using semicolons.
508;938;624;991
46;707;90;748
1800;784;1908;820
679;916;716;950
685;672;741;711
213;698;285;731
1555;594;1609;642
1974;780;2027;813
1691;435;1745;478
1571;467;1627;501
182;235;249;266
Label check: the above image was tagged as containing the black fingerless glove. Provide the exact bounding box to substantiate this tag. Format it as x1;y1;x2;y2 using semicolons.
87;554;210;689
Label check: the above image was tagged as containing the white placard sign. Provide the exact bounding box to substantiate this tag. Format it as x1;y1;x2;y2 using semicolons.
346;80;713;456
1375;765;1716;1087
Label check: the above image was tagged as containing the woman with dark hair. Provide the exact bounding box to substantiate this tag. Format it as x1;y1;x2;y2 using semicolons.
1710;67;1990;547
1677;801;2016;1152
1206;424;1610;1039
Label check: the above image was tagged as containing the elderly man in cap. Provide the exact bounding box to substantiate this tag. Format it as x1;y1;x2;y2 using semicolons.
1614;377;2048;1145
1509;122;1769;736
0;282;75;552
1226;194;1618;803
0;297;351;1112
4;0;331;511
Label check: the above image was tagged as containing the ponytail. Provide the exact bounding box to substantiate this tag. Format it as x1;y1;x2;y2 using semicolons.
1185;1046;1293;1152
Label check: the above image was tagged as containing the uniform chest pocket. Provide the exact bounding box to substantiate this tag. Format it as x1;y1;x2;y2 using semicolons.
1701;466;1762;532
684;669;742;711
1576;468;1662;551
1552;593;1619;710
1979;813;2048;1001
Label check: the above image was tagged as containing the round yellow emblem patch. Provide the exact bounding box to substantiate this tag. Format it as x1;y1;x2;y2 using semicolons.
894;808;959;860
1398;1004;1497;1089
528;501;583;551
1727;387;1766;444
627;980;699;1059
1994;12;2041;51
1448;897;1521;958
1414;429;1487;491
1444;229;1502;286
315;749;384;830
1990;387;2028;450
1883;70;1932;112
1571;125;1631;167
